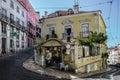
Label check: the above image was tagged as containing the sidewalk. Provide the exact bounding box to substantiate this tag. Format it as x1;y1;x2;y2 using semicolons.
23;58;111;80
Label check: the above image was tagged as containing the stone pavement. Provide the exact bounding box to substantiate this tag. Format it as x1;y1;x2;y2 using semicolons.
23;58;111;80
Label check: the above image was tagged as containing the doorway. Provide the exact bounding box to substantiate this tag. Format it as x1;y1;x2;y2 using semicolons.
65;28;71;42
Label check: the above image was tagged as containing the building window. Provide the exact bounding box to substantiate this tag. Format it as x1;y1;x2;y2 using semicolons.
21;33;24;41
10;26;14;37
3;0;6;2
10;0;14;9
1;23;7;34
16;41;19;48
82;47;85;57
10;39;13;48
22;11;24;17
22;42;24;48
10;13;14;23
16;17;20;25
17;6;20;13
49;27;55;35
16;30;19;39
81;23;89;38
22;21;24;27
2;8;7;17
78;46;89;58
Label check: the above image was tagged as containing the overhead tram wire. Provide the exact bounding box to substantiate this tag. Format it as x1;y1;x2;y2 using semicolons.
29;0;112;10
106;0;118;47
80;1;112;8
116;0;120;43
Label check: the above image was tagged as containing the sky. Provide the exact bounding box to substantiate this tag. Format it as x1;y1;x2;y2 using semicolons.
29;0;120;48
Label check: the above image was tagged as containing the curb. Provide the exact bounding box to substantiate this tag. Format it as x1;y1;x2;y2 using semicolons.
23;58;79;79
23;58;111;80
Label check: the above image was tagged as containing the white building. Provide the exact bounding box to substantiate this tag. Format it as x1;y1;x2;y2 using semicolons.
107;50;119;65
0;0;27;55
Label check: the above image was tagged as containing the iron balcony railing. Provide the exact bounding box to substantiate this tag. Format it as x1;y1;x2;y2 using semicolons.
62;32;74;39
27;21;35;29
10;19;15;26
80;31;91;38
0;13;26;32
0;14;9;23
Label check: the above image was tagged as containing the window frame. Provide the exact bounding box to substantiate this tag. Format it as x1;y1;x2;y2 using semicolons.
1;23;7;34
21;11;24;17
17;6;20;13
2;8;7;16
10;0;14;9
81;23;90;38
3;0;6;2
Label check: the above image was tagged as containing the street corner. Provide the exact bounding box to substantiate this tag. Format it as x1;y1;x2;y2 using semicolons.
22;58;77;79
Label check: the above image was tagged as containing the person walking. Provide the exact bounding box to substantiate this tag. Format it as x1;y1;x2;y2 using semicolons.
1;48;6;56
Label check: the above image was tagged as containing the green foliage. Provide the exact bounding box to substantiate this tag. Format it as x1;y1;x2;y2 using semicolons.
89;32;107;44
78;38;93;46
78;31;107;46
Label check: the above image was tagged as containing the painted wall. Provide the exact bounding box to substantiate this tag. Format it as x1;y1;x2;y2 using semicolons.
41;11;106;73
43;12;103;40
0;0;27;54
18;0;40;48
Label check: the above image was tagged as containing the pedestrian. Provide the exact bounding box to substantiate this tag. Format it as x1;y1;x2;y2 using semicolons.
1;48;6;56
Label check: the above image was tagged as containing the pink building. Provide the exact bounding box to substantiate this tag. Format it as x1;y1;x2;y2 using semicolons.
18;0;40;48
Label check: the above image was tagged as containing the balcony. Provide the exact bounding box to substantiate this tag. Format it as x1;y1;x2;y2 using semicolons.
28;31;34;38
46;34;58;40
80;31;91;38
27;21;35;30
0;14;9;23
36;32;41;38
10;19;15;26
62;32;74;39
1;32;7;37
21;26;26;32
10;33;14;38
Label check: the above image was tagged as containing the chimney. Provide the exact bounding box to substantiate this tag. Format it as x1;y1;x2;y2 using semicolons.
73;4;79;14
44;11;48;18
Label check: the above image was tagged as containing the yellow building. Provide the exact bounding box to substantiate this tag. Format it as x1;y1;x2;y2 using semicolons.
35;5;107;74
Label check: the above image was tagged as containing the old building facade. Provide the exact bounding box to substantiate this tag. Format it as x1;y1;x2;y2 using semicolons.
17;0;41;48
0;0;27;55
0;0;41;55
36;5;107;74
